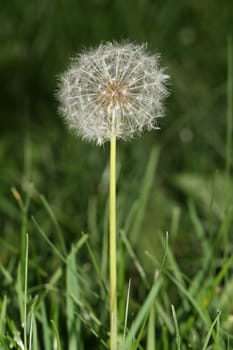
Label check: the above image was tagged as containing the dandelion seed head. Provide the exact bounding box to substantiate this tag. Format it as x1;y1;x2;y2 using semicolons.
58;42;169;145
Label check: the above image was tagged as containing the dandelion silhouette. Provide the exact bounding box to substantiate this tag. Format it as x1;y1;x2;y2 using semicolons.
58;41;169;350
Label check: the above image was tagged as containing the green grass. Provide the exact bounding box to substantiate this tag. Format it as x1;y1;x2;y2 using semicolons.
0;1;232;348
1;121;233;349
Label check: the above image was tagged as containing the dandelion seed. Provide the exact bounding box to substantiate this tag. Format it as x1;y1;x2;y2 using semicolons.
57;42;169;145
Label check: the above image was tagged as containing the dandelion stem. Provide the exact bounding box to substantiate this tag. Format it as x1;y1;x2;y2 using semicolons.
109;115;117;349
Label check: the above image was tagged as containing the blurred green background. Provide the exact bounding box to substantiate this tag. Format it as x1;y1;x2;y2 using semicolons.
1;0;231;255
0;0;232;347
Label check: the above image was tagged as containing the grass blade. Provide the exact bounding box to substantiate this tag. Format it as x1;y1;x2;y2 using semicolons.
121;277;162;350
130;147;160;245
122;279;131;344
51;319;62;350
40;194;67;255
24;233;29;350
167;272;210;329
202;311;221;350
146;304;155;350
66;244;83;350
171;304;181;350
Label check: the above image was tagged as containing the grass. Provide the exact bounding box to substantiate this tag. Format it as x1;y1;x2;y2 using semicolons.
1;125;233;349
0;5;232;349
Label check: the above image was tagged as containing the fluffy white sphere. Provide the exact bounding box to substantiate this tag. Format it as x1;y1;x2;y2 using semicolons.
58;42;169;145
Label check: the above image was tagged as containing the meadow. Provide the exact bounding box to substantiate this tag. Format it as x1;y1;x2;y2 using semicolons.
0;1;232;349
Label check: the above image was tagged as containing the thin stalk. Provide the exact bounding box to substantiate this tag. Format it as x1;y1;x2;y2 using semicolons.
109;115;117;349
24;233;29;350
223;36;232;260
225;36;232;184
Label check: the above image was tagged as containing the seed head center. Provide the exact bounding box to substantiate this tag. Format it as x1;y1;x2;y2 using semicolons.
98;79;130;108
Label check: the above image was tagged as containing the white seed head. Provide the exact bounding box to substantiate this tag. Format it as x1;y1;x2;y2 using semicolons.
57;42;169;145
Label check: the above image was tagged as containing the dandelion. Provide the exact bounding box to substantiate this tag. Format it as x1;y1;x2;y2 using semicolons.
58;42;169;145
57;41;169;350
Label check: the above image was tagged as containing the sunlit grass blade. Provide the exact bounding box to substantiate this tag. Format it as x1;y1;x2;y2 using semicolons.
133;314;148;350
34;268;62;313
146;304;155;350
101;199;109;286
224;35;232;204
24;233;29;350
28;296;38;350
202;311;221;350
15;263;24;328
32;315;38;350
166;272;211;329
118;237;127;326
202;253;233;307
7;317;24;349
51;320;62;350
40;301;51;349
171;304;181;350
66;244;82;350
120;277;162;350
122;279;131;342
0;263;13;284
33;216;99;302
0;295;7;335
162;326;169;350
155;300;174;334
214;310;221;350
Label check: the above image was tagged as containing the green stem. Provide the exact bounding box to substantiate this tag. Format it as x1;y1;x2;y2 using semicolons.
109;131;117;350
24;233;29;350
225;36;232;180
